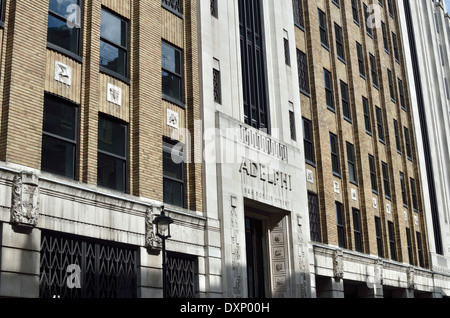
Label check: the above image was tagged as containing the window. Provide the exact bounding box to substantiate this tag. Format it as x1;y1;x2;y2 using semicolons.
353;209;363;253
47;0;82;57
318;9;329;48
163;140;185;208
375;216;384;257
351;0;360;25
330;133;340;176
239;0;269;131
41;95;78;179
284;36;291;66
400;172;408;207
335;23;345;62
336;202;346;248
356;42;365;78
394;119;401;153
406;228;413;264
0;0;5;25
341;81;351;121
332;0;340;8
410;177;418;211
369;154;378;193
363;97;372;134
398;78;406;110
213;68;222;104
369;53;378;88
392;32;400;62
376;106;385;143
297;49;310;94
97;116;127;193
162;41;184;105
382;161;391;199
308;192;321;243
417;232;424;267
293;0;304;29
388;69;395;102
210;0;218;18
100;8;129;80
289;109;296;141
364;3;373;37
162;0;183;16
324;68;334;111
387;0;394;17
388;221;397;261
303;117;315;164
347;142;357;184
404;127;412;160
382;21;389;53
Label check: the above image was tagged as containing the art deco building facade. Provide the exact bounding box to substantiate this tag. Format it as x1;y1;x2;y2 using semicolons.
398;0;450;285
0;0;450;299
0;0;205;298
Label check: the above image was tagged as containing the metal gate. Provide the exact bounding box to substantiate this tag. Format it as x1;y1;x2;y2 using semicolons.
166;252;199;298
39;231;137;298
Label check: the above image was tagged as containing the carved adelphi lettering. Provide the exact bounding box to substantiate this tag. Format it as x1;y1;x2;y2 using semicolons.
239;158;292;191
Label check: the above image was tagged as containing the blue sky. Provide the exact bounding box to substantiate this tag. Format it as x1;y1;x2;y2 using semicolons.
447;0;450;12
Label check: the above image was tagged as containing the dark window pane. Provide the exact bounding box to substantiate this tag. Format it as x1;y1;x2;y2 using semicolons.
100;40;127;76
162;70;182;102
163;149;183;181
101;9;127;47
42;135;75;179
47;14;80;54
162;42;182;75
97;152;126;192
98;117;126;158
49;0;79;19
43;97;77;141
163;179;184;207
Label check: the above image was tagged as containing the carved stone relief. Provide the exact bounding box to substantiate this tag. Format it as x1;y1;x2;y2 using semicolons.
145;205;163;250
11;171;40;227
333;249;344;280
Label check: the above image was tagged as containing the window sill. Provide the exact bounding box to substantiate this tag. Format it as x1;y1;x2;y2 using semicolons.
300;90;311;98
337;56;346;64
327;106;336;113
163;94;186;109
305;160;316;168
344;116;352;124
350;180;359;187
47;42;82;63
333;172;342;179
100;66;130;85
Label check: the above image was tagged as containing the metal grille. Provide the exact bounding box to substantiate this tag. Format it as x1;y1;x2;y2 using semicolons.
166;252;199;298
308;192;321;243
39;231;137;298
213;68;221;104
162;0;182;15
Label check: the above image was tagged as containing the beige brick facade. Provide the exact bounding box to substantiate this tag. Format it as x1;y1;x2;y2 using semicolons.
297;0;429;267
0;0;202;212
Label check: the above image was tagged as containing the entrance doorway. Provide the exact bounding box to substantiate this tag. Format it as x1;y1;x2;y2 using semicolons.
245;216;266;298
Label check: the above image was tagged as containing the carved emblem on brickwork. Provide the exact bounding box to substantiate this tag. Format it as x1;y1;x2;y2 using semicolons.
11;171;39;227
167;109;179;129
333;249;344;280
145;205;163;250
54;61;72;86
107;83;122;106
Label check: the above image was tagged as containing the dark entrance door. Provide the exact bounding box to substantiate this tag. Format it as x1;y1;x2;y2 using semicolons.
245;216;266;298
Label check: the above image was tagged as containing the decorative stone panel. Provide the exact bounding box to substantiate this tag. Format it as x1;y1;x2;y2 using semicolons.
11;171;40;227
